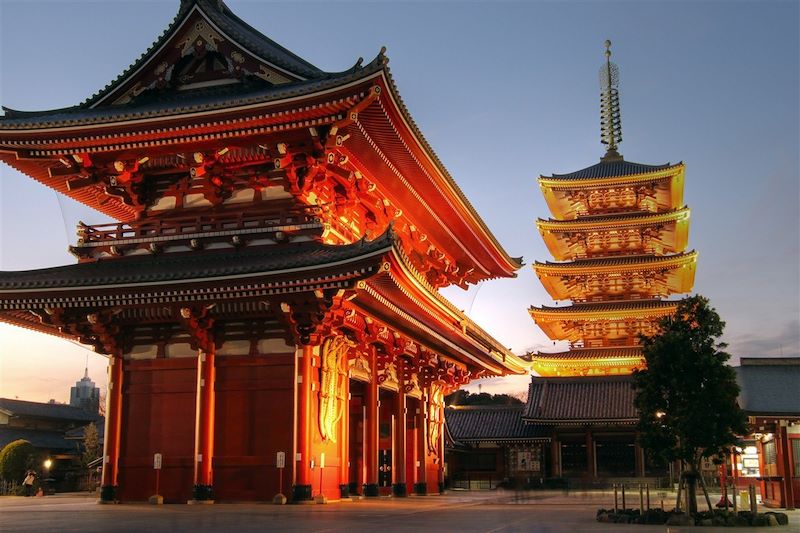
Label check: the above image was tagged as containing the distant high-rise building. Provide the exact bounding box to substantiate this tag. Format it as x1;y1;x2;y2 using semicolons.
70;366;100;414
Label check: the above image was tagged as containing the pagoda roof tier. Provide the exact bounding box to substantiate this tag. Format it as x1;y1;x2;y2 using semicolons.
534;251;697;301
537;208;691;261
528;299;679;342
539;162;685;220
0;1;520;287
523;375;637;425
544;159;676;181
527;347;645;377
0;229;524;376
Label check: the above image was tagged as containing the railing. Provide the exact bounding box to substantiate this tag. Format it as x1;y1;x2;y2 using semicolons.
450;472;498;490
75;208;319;247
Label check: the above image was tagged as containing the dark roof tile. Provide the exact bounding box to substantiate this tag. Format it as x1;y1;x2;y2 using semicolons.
0;231;393;291
546;159;674;180
445;405;549;441
523;376;637;423
0;398;97;423
736;359;800;415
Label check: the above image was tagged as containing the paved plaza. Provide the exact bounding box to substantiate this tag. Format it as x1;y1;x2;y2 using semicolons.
1;490;798;533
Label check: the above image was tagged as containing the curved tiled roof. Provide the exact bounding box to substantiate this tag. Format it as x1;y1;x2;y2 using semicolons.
537;207;690;231
530;298;679;315
0;231;393;291
523;375;637;423
545;159;675;181
535;251;697;273
529;347;643;361
0;398;97;422
445;405;549;442
736;358;800;415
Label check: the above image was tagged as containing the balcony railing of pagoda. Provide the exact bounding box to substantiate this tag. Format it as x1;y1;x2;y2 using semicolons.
70;207;323;260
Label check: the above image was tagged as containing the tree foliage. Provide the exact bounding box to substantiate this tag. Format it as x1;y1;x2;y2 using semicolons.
0;439;36;482
633;295;747;469
633;295;748;513
445;390;523;406
82;423;101;469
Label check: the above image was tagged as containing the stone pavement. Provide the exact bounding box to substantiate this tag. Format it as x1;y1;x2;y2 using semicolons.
1;489;797;533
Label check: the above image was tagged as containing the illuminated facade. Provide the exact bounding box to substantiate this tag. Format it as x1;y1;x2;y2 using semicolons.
529;41;696;377
0;0;526;503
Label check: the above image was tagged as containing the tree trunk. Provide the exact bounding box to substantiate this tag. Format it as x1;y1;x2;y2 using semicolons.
685;466;699;515
697;466;714;512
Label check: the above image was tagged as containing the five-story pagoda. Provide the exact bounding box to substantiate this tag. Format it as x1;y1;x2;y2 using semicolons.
529;42;697;377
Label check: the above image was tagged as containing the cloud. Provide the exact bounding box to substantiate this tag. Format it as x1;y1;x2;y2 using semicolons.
726;320;800;363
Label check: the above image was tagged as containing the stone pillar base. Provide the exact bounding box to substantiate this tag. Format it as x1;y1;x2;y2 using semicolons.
98;485;117;503
339;484;350;498
363;483;380;497
392;483;407;497
191;484;213;502
413;482;427;496
291;484;313;502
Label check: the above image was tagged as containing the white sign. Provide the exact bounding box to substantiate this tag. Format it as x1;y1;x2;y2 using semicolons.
319;452;325;469
276;451;286;469
153;453;162;470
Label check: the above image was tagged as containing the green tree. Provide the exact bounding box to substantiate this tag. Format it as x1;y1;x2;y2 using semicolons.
0;439;36;483
445;390;523;406
82;423;101;468
633;295;748;514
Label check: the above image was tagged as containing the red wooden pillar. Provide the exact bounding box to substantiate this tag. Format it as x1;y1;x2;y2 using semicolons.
779;425;796;510
586;430;596;479
191;347;216;501
393;365;407;497
413;389;428;495
364;347;379;497
437;399;445;493
292;345;313;501
635;437;645;478
100;353;123;502
339;374;350;498
550;434;561;477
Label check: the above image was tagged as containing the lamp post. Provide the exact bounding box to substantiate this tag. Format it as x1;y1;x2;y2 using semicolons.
43;459;52;495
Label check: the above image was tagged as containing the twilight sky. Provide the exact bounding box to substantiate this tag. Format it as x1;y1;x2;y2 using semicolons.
0;0;798;402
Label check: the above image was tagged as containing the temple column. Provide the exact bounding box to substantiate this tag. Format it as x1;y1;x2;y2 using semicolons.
550;434;561;477
393;363;407;497
339;374;350;498
586;430;596;479
778;424;796;510
414;389;428;495
99;353;123;503
292;345;313;501
363;347;379;497
191;347;216;502
635;437;645;478
437;397;445;493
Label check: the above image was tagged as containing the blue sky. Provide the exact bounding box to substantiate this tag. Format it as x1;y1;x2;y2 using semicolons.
1;0;798;400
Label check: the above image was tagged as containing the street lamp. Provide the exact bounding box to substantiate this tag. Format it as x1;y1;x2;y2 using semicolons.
43;459;52;495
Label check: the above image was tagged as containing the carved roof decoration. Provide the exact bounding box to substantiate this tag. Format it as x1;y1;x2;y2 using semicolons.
529;298;679;318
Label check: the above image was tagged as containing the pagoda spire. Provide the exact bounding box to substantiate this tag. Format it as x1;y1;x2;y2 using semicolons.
599;40;623;162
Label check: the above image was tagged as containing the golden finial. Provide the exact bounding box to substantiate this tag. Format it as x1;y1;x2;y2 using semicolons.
599;39;623;161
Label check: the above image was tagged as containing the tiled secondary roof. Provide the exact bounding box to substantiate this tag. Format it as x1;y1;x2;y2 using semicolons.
523;376;637;424
546;159;675;180
445;405;549;442
736;358;800;415
527;347;643;361
532;299;678;314
0;427;79;452
0;232;393;291
535;252;697;271
0;398;97;423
